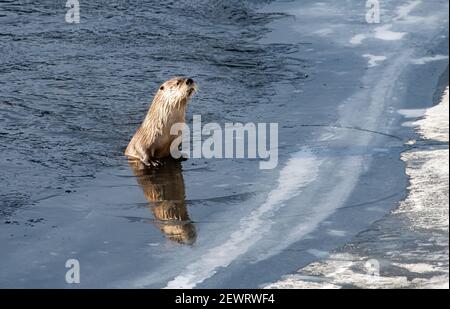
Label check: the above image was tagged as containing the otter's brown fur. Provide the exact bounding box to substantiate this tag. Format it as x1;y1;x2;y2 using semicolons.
125;77;196;166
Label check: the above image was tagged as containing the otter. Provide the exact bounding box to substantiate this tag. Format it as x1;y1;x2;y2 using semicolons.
125;77;197;167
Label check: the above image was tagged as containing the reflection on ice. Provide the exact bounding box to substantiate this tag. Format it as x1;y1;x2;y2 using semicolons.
128;160;197;245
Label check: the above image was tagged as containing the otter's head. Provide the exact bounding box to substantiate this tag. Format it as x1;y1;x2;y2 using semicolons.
156;77;197;106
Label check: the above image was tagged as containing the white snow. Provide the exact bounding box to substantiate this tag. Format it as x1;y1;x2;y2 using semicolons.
350;0;427;45
350;34;367;45
363;54;387;67
396;88;449;231
374;25;407;41
266;87;449;289
415;87;449;142
412;55;449;65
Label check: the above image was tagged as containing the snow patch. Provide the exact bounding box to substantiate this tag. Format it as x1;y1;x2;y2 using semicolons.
350;34;367;45
411;55;449;65
415;87;449;142
363;54;387;67
374;25;407;41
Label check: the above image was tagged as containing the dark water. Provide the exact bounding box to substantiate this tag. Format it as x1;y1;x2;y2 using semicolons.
0;0;304;213
0;0;448;288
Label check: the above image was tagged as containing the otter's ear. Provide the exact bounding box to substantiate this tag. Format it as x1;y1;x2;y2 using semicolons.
160;86;165;91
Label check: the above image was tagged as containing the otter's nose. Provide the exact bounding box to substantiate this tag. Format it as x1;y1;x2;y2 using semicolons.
186;78;194;86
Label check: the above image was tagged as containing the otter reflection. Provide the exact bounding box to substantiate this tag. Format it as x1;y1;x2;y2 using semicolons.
128;159;196;245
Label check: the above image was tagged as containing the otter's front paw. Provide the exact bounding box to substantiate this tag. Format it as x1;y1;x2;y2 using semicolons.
143;159;165;168
153;160;165;167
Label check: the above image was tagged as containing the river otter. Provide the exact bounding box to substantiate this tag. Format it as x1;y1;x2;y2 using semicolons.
125;77;197;167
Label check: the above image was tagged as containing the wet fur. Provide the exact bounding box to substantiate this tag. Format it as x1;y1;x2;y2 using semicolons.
125;77;196;165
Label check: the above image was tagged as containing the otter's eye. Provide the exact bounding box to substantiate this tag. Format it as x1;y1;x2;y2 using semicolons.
176;81;180;86
160;86;165;91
